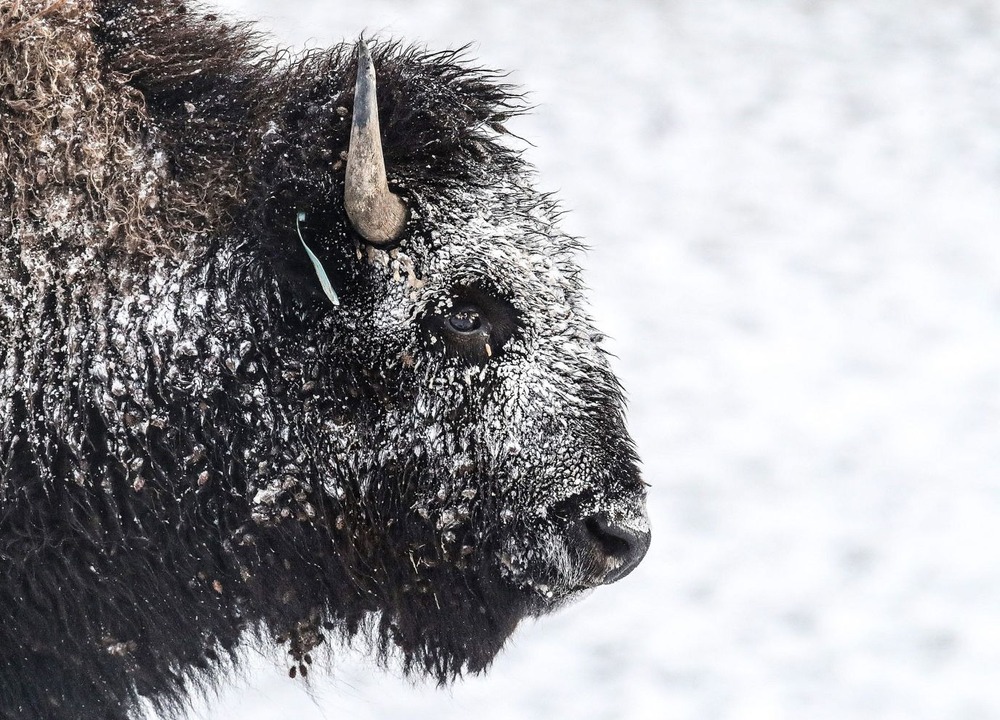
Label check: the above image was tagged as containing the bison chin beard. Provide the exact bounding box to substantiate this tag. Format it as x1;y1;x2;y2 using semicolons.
366;542;533;682
337;511;616;682
309;465;536;682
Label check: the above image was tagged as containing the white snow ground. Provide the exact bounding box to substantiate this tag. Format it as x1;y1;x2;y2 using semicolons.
179;1;1000;719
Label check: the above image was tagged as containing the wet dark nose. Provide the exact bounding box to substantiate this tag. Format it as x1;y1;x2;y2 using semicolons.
584;512;651;584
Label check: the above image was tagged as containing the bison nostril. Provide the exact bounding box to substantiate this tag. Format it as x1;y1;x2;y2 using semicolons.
585;516;632;558
583;513;651;584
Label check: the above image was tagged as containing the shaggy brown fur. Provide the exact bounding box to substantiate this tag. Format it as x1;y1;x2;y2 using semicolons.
1;0;229;262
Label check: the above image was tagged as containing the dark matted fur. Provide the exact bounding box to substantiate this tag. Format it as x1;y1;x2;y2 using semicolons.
0;1;649;719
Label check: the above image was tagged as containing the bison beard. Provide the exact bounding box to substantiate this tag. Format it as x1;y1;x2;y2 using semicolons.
0;1;651;719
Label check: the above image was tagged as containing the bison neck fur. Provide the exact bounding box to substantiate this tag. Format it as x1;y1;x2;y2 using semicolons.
0;1;649;719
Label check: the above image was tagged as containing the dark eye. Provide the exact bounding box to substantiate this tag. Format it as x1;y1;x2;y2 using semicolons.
420;285;520;365
448;308;482;334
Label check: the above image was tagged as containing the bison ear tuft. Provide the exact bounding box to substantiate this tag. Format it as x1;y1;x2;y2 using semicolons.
261;203;360;310
296;211;340;306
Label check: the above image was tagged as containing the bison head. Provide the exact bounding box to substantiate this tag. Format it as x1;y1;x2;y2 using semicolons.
237;40;650;677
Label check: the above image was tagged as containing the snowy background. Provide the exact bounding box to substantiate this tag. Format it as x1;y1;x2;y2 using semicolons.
183;1;1000;718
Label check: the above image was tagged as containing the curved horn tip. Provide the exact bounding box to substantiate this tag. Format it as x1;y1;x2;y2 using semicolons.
344;36;409;246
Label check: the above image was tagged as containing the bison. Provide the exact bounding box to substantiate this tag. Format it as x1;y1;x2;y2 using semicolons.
0;0;651;718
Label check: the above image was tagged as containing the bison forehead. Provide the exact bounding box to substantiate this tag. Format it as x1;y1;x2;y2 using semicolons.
362;180;590;327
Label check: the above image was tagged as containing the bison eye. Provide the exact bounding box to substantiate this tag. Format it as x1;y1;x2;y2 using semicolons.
421;285;519;365
448;307;482;334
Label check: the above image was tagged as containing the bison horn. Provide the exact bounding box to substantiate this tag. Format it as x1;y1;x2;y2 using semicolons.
344;40;409;246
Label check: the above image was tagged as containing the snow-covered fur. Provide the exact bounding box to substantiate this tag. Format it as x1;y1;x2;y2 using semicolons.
0;1;650;718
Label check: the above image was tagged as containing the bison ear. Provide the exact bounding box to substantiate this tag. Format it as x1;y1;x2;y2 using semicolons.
282;205;377;310
295;211;340;306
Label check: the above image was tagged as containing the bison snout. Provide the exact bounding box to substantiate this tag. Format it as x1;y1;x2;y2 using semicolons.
580;511;651;585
